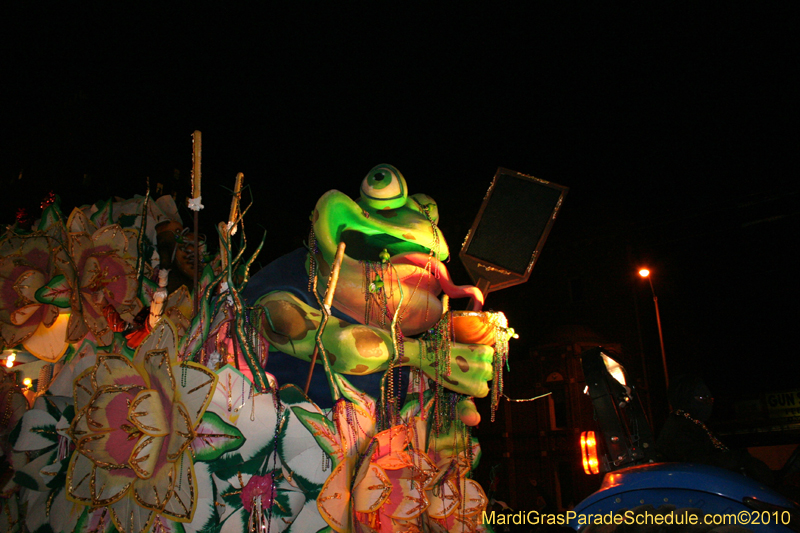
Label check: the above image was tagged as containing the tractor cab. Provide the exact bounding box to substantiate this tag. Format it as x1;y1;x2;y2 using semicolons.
571;347;800;532
579;347;656;474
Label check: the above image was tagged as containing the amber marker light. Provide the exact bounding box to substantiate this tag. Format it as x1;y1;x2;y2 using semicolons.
580;431;600;474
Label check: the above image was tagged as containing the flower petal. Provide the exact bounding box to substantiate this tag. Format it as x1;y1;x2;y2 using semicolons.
373;450;412;471
460;478;488;517
129;389;169;437
108;494;156;533
85;387;140;434
94;354;147;390
173;362;217;428
15;269;46;303
67;309;89;343
383;473;429;521
9;303;39;326
21;311;70;363
73;367;96;414
135;318;177;368
67;208;96;236
92;224;130;255
424;476;460;519
69;407;91;443
317;461;352;533
76;430;136;470
140;346;175;403
353;463;391;514
0;319;37;347
131;454;176;513
333;399;375;459
128;434;165;479
167;401;195;462
161;450;197;522
66;452;135;506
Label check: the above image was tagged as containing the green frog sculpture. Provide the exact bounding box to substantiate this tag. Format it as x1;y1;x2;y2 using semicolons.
244;164;495;423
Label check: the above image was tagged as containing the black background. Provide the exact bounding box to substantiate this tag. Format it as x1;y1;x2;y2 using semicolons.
3;4;799;404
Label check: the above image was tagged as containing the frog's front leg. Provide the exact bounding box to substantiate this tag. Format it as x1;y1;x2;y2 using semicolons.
256;291;403;376
409;342;494;399
256;291;494;397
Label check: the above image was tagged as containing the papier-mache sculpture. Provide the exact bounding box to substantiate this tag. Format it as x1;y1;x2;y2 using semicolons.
1;164;516;532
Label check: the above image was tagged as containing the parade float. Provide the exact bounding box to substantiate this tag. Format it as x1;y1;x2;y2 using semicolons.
0;137;567;533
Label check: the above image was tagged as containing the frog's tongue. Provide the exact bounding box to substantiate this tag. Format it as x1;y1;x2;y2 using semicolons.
392;252;484;311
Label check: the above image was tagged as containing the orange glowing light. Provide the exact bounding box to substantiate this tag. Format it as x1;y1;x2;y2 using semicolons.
580;431;600;474
638;269;650;278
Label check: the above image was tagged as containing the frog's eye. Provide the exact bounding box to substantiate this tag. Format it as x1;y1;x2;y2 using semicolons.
360;164;408;209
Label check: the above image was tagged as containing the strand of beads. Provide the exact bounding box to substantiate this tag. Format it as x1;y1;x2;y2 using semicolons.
422;309;453;433
674;409;729;451
487;311;516;422
306;224;318;294
265;392;284;533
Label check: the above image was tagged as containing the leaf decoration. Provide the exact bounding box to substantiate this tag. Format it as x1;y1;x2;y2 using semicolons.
72;507;118;533
291;407;343;468
277;387;329;494
206;366;280;477
211;451;267;482
334;374;376;416
14;408;59;451
198;263;216;298
178;267;221;358
14;447;57;491
193;411;246;462
139;276;158;307
38;198;64;232
89;198;113;227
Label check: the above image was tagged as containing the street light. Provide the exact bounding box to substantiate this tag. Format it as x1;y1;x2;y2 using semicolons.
639;268;669;390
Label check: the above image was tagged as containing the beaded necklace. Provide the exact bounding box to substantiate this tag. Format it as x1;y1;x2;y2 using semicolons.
673;409;729;451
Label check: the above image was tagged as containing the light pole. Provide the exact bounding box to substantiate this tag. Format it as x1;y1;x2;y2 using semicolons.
638;268;669;390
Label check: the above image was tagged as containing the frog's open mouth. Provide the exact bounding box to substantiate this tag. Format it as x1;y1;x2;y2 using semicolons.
392;252;484;309
338;230;484;310
340;229;432;262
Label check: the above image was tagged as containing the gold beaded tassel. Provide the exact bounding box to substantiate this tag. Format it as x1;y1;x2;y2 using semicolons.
488;311;516;423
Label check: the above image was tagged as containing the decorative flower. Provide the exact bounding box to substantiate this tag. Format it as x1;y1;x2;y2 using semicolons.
0;234;69;360
65;319;217;533
333;392;488;533
61;208;143;346
241;474;274;512
348;422;436;532
207;368;327;532
289;375;377;532
398;397;487;533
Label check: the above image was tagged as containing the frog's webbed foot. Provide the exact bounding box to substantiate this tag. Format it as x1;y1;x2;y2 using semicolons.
421;342;494;398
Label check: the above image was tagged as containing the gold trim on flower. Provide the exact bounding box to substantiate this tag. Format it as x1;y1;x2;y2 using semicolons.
65;319;217;533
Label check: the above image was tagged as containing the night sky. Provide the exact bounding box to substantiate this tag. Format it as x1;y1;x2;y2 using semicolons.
4;5;799;401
